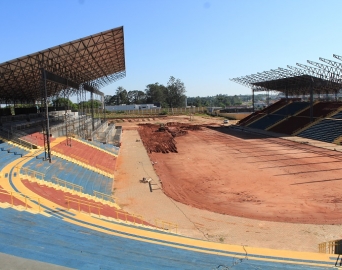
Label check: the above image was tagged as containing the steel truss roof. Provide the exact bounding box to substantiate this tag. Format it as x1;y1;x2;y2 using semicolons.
230;54;342;96
0;26;125;103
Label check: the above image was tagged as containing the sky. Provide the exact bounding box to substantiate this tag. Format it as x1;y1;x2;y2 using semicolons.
1;0;342;98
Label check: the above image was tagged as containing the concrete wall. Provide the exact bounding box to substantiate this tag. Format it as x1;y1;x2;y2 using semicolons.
218;112;251;120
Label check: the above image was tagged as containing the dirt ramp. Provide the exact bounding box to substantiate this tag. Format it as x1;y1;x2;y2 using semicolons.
138;122;204;154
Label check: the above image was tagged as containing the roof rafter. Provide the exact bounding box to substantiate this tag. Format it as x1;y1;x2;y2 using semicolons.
0;26;126;103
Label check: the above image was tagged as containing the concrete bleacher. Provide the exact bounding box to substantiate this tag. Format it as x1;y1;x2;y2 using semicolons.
0;186;29;207
247;114;282;130
21;132;57;147
247;101;310;130
0;206;335;269
0;207;226;269
0;141;29;170
268;101;342;135
79;137;120;155
298;111;342;143
51;139;117;174
21;154;113;196
239;98;290;126
21;179;149;225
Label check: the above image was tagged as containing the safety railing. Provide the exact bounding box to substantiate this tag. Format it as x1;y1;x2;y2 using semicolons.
52;176;84;193
19;167;45;180
93;190;116;204
318;239;342;254
65;195;144;225
65;196;102;217
115;210;144;225
155;219;178;234
319;240;342;254
0;187;41;212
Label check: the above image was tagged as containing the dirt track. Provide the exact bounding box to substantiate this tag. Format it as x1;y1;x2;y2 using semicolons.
138;123;342;225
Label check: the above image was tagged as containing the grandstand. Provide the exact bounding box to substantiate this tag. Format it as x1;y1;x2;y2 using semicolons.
0;26;342;269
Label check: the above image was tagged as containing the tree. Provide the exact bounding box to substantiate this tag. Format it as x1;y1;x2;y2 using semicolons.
145;83;167;106
104;95;113;105
79;99;102;108
115;86;128;104
127;90;146;104
165;76;186;108
52;97;78;110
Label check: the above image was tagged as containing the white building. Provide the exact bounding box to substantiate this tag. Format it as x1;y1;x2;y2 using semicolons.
105;104;161;111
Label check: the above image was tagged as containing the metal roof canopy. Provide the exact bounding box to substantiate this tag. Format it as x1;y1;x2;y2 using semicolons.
251;74;342;96
0;26;126;104
231;54;342;96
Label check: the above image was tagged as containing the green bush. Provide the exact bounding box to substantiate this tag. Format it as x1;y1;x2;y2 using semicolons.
159;110;168;115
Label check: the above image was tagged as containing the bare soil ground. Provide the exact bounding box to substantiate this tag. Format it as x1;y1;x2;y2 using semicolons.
138;122;342;225
114;120;342;252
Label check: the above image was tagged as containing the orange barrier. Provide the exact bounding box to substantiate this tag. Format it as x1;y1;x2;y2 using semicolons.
155;219;178;234
65;196;102;217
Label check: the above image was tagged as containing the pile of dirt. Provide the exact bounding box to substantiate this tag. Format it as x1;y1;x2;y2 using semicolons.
138;122;203;154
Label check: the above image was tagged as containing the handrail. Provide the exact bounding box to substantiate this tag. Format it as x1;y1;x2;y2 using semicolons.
318;240;341;254
65;194;143;225
155;218;178;234
52;176;84;193
93;190;116;203
65;195;102;217
115;210;144;225
0;187;41;212
19;167;45;180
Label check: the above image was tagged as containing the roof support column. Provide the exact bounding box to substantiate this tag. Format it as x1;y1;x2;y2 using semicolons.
102;95;106;123
65;88;72;147
252;88;255;112
91;90;95;131
310;86;313;123
41;68;52;163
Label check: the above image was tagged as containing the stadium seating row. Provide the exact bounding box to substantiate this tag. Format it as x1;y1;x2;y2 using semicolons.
0;142;29;170
51;139;117;174
22;154;113;196
241;101;342;143
0;207;335;269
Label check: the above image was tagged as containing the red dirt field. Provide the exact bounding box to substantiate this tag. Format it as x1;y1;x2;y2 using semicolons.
138;123;342;225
